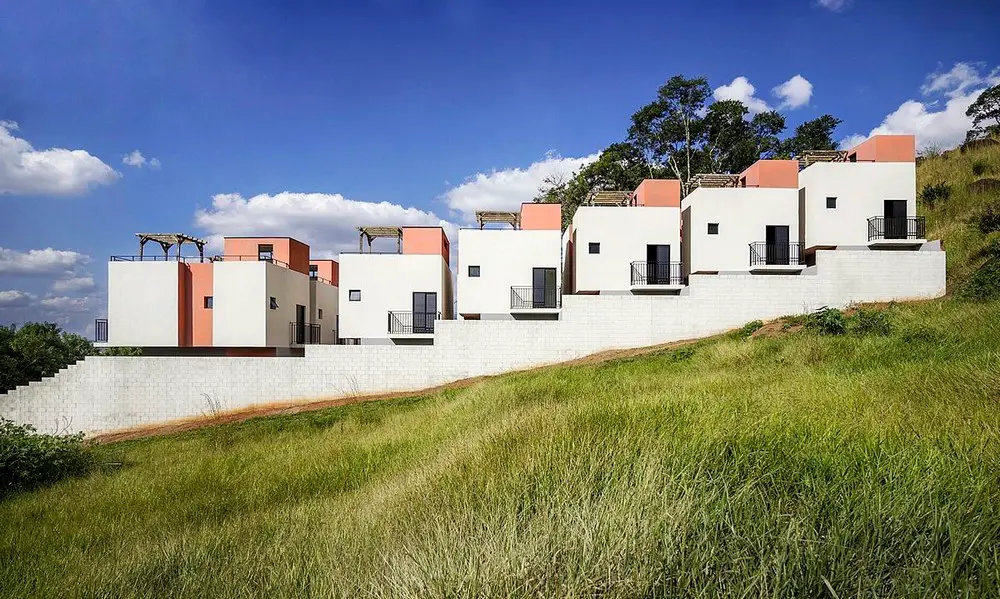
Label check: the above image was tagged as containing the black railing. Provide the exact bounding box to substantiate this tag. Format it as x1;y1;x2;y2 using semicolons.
630;261;684;285
510;286;561;310
749;242;805;267
94;319;108;343
309;273;335;285
867;216;926;241
213;255;291;268
388;311;441;334
289;322;321;345
110;255;204;262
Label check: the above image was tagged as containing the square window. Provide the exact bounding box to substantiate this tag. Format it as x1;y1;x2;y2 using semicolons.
708;223;719;235
318;308;324;319
258;244;274;262
826;197;837;209
588;242;600;254
349;290;361;302
468;265;480;277
204;296;213;309
309;265;318;279
269;297;278;310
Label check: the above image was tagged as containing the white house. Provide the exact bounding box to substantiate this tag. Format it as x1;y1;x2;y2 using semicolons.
799;134;923;251
571;179;683;293
338;226;453;344
457;203;563;319
682;160;803;275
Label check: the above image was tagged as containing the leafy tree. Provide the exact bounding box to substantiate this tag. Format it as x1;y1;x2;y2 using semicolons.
966;83;1000;142
781;115;843;157
703;100;785;174
0;323;94;393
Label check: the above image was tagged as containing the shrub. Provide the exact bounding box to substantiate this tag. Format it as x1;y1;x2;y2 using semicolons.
920;182;951;208
730;320;763;340
849;309;893;336
670;347;696;362
806;307;847;335
102;347;143;357
900;324;943;344
971;160;990;177
0;419;90;496
976;204;1000;235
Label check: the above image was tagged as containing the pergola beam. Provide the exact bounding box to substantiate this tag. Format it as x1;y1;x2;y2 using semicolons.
136;233;207;261
475;211;520;229
357;226;403;253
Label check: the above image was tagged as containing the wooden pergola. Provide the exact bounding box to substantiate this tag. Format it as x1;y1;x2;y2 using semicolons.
689;174;740;190
475;211;520;229
588;190;632;206
136;233;207;261
797;150;848;169
357;226;403;253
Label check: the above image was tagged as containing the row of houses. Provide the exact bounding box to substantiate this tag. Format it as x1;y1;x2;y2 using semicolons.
101;134;926;353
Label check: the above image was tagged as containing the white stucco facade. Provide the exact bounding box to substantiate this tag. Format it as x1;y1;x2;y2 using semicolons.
212;261;312;347
310;280;340;343
682;187;800;274
799;162;918;249
572;206;682;292
338;253;452;343
457;229;562;318
107;261;181;347
264;262;313;347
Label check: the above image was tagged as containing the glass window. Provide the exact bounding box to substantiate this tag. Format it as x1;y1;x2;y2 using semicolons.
826;197;837;209
269;297;278;310
588;242;600;254
468;265;480;277
204;296;213;309
258;244;274;262
708;223;719;235
309;265;318;279
349;290;361;302
318;308;323;319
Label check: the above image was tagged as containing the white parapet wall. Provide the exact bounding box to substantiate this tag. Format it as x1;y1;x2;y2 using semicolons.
0;249;946;436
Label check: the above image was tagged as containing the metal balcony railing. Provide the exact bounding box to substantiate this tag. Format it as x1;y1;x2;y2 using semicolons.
867;216;926;241
510;286;561;310
110;255;203;262
94;318;108;343
388;311;441;335
749;242;805;267
289;322;321;345
630;261;684;285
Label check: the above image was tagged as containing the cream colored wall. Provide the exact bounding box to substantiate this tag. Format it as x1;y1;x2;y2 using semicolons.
107;262;180;347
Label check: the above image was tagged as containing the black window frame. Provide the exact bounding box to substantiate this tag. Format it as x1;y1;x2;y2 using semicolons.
826;197;837;209
309;265;318;279
588;242;600;254
318;308;324;320
349;290;361;302
269;296;278;310
204;296;213;309
468;265;480;278
258;244;274;262
708;223;719;235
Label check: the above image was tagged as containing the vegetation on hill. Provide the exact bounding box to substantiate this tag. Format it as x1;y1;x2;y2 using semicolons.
0;323;93;393
1;299;998;597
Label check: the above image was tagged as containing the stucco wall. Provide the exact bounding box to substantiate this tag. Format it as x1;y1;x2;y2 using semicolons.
310;281;339;343
0;249;946;436
265;263;312;347
107;261;181;347
457;229;562;317
212;261;268;347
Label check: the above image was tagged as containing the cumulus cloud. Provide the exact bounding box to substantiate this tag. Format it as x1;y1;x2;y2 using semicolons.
817;0;851;11
773;75;813;109
0;290;36;308
39;296;93;313
0;121;120;196
51;276;96;293
842;62;1000;151
0;247;90;276
194;192;452;255
122;150;161;169
440;152;598;222
713;77;772;114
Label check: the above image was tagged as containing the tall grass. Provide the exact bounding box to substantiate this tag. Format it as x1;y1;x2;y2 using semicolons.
1;299;998;597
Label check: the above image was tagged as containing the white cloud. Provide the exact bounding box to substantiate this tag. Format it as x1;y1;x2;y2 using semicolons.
440;152;597;221
0;290;36;308
51;276;96;293
194;192;452;255
817;0;851;11
0;247;90;276
773;75;813;109
838;134;867;150
122;149;161;169
0;121;120;196
40;296;93;313
842;62;1000;151
713;77;771;114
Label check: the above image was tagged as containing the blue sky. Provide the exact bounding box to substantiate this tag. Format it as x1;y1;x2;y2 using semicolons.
1;0;999;333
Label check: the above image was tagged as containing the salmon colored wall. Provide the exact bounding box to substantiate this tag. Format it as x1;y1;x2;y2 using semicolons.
222;237;311;274
633;179;681;207
848;135;916;163
520;202;561;230
739;160;799;188
402;227;450;265
188;263;214;346
309;260;339;286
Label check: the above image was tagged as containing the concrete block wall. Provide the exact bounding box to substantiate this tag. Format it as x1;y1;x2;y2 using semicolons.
0;250;946;436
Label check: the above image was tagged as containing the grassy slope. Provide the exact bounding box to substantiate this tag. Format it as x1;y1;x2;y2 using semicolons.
2;146;1000;598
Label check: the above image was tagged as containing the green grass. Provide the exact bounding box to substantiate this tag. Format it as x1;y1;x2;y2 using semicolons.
1;299;999;597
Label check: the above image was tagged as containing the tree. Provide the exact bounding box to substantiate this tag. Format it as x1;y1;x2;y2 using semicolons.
0;323;94;393
703;101;785;174
781;115;843;157
966;83;1000;142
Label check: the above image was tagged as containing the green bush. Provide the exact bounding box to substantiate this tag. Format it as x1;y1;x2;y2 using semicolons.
977;204;1000;235
729;320;763;340
849;309;893;336
920;182;952;208
101;347;143;357
806;307;847;335
971;160;990;177
0;419;90;497
1;323;94;393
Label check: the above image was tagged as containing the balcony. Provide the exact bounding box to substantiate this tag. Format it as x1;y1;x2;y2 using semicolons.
867;216;927;248
748;242;805;273
630;261;685;289
388;311;441;336
94;318;108;343
289;322;321;345
510;286;561;312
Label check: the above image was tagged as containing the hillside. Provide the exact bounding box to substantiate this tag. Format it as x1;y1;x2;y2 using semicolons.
1;145;999;598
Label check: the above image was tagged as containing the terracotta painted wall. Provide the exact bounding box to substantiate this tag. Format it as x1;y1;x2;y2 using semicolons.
848;135;916;163
633;179;681;207
402;227;450;265
309;260;339;286
222;238;311;274
520;202;561;230
177;265;190;346
739;160;799;188
188;263;214;346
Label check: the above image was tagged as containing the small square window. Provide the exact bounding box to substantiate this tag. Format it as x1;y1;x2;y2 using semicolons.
349;290;361;302
269;297;278;310
204;296;213;309
826;197;837;209
588;242;600;254
309;265;318;279
468;265;480;277
708;223;719;235
318;308;324;319
258;244;274;262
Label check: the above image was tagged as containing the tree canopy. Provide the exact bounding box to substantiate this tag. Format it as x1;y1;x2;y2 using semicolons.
966;83;1000;142
0;323;94;393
